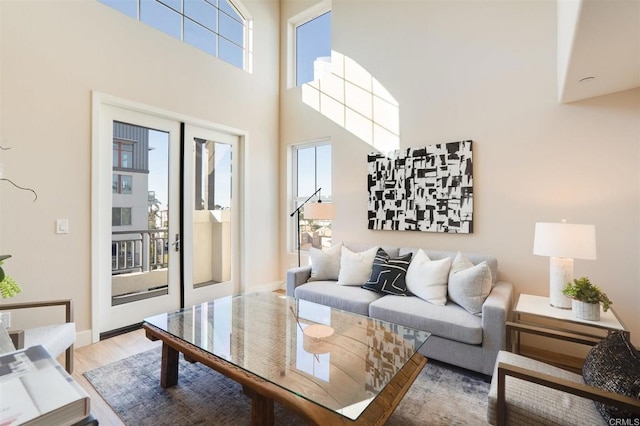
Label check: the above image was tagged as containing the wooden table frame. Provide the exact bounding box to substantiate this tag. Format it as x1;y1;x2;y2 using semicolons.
143;323;427;426
508;293;630;372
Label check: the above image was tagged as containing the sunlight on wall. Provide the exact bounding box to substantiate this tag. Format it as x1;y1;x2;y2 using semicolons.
301;51;400;152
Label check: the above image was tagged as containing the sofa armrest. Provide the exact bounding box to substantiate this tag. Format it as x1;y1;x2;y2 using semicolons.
496;361;640;426
286;266;312;296
481;281;514;372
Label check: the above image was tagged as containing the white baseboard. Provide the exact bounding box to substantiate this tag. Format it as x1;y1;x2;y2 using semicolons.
245;281;285;293
75;329;93;348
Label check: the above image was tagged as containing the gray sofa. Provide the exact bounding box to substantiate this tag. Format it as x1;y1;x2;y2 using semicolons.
286;245;514;376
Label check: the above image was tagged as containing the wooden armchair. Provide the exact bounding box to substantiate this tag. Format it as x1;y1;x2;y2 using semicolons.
0;299;76;373
487;331;640;425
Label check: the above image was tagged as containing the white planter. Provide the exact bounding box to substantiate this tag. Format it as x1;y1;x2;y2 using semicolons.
572;299;600;321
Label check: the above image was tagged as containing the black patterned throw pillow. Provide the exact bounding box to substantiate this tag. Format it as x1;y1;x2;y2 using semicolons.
362;248;412;296
582;331;640;422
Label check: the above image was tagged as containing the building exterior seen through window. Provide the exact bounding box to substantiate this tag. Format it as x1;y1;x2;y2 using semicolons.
112;207;133;226
294;143;332;251
113;174;133;194
296;10;331;86
99;0;249;70
111;122;170;279
113;141;133;169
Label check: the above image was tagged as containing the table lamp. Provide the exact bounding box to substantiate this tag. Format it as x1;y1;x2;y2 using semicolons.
533;220;597;308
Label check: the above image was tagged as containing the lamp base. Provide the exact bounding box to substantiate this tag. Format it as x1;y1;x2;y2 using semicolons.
549;257;573;309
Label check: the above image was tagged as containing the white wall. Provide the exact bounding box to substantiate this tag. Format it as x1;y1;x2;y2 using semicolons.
280;0;640;347
0;0;280;337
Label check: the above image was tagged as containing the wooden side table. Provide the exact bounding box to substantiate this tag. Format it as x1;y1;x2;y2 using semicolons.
507;294;629;371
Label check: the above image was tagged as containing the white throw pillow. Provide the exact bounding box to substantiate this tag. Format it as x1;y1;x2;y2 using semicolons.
448;252;492;316
406;249;451;305
337;246;379;285
308;243;342;281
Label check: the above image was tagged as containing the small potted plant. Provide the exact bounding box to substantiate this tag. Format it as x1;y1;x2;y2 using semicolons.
562;277;612;321
0;254;22;300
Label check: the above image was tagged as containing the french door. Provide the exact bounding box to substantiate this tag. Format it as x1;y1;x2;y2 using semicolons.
182;126;241;308
92;95;242;340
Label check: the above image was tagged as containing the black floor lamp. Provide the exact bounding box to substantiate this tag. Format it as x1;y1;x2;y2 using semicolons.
289;187;335;267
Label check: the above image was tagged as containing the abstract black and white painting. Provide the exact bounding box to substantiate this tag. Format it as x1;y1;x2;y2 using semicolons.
367;140;473;233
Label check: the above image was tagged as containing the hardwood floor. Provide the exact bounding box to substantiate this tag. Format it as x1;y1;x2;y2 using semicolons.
70;329;161;425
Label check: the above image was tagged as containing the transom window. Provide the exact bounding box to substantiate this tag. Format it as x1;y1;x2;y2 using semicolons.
288;3;331;88
296;11;331;86
99;0;250;70
292;142;332;251
113;141;134;169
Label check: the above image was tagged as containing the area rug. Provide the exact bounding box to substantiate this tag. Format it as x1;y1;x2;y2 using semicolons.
84;347;490;425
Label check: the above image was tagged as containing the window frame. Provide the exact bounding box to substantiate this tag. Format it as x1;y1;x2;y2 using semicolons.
287;1;331;89
112;207;133;226
113;140;134;169
290;139;332;253
112;174;133;194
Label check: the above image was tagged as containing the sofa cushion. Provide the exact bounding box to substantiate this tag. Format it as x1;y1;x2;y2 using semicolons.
582;331;640;422
337;246;378;286
405;249;451;305
308;243;342;281
362;248;412;296
295;282;382;316
368;295;483;345
399;247;498;286
448;252;492;316
24;323;76;359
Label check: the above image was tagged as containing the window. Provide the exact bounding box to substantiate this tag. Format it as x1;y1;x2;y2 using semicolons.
99;0;250;70
112;207;133;226
293;8;331;86
112;174;133;194
292;142;332;251
113;141;134;169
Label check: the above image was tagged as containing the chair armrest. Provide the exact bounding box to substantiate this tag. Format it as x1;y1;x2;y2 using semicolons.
496;361;640;426
286;266;312;296
0;300;73;323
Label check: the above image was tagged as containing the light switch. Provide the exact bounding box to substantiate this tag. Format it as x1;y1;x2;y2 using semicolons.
56;219;69;234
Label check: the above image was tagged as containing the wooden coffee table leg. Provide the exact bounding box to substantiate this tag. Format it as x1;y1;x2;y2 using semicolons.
160;342;179;388
243;385;274;426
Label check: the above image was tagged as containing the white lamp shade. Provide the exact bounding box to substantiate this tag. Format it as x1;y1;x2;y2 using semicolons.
533;222;597;260
304;202;335;220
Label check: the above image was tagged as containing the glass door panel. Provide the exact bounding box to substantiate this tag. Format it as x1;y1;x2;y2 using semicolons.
111;123;171;306
184;125;240;307
97;104;181;335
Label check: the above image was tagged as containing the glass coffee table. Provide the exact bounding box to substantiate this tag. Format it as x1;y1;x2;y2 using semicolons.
143;292;430;425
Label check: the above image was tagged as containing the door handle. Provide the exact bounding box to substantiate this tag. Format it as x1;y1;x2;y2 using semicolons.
171;234;181;252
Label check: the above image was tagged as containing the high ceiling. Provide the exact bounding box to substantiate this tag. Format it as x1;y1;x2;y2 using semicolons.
559;0;640;103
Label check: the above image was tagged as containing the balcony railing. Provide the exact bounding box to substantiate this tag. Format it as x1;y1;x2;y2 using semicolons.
112;228;169;275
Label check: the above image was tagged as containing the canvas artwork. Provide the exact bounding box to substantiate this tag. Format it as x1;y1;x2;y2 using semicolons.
367;140;473;233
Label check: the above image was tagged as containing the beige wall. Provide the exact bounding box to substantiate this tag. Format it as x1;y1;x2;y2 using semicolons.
280;1;640;347
0;0;280;338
